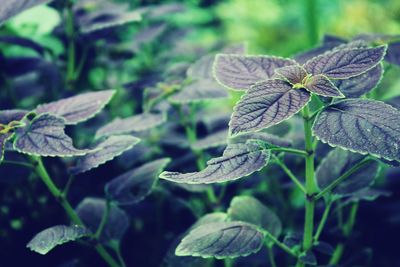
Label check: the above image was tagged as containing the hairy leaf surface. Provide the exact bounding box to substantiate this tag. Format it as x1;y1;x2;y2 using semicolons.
275;64;307;84
13;114;90;157
160;143;270;184
105;158;170;205
27;225;89;255
313;99;400;161
304;46;386;79
305;75;344;97
0;0;53;25
36;90;116;125
176;221;264;258
230;79;310;135
231;132;292;148
71;135;140;174
214;55;295;91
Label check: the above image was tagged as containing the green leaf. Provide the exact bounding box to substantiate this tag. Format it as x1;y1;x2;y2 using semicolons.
313;99;400;161
0;133;13;163
176;221;264;259
36;90;116;125
0;0;54;25
227;196;282;244
13;113;90;157
27;225;89;255
70;135;140;175
214;54;295;91
160;142;270;184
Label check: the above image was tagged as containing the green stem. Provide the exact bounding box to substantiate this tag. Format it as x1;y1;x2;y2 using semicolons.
224;259;233;267
305;0;319;45
272;154;306;194
315;158;373;200
66;0;76;88
262;230;297;258
269;147;308;157
267;246;278;267
29;156;121;267
329;243;344;265
314;200;332;241
1;160;34;169
95;200;111;239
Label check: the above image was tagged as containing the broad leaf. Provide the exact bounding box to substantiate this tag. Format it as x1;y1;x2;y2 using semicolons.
275;64;307;84
169;80;229;104
160;143;270;184
313;99;400;161
95;113;165;139
70;135;140;174
176;221;264;259
27;225;89;255
76;198;129;244
231;132;292;148
230;79;311;135
305;75;344;98
105;158;170;205
36;90;116;125
333;64;383;98
192;130;228;150
13;114;90;157
227;196;282;244
191;213;228;230
0;0;53;25
316;148;379;197
343;188;391;204
303;46;386;79
0;109;28;124
214;54;295;91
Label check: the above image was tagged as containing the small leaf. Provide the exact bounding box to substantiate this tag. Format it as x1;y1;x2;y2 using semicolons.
0;0;54;25
299;250;317;265
230;79;311;135
13;114;90;157
313;241;335;256
316;148;379;197
275;64;307;84
80;11;142;34
95;113;165;139
0;132;13;163
175;221;264;259
76;198;129;244
305;75;344;98
27;225;89;255
304;46;387;79
105;158;171;205
213;54;295;91
36;90;116;125
227;196;282;243
313;99;400;161
70;135;140;175
344;188;391;204
160;143;270;184
169;80;229;104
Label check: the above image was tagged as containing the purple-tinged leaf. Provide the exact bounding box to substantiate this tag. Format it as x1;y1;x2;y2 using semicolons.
0;132;13;162
70;135;140;175
95;113;165;139
322;35;348;45
138;3;185;19
343;188;391;204
386;42;400;65
27;225;89;255
231;132;292;148
213;55;295;91
132;23;167;52
316;148;379;197
227;196;282;242
160;143;270;184
303;46;387;79
169;80;229;104
294;44;338;65
0;109;28;124
275;64;307;84
190;213;228;230
333;64;383;98
36;90;116;125
175;221;264;259
105;158;171;205
230;79;311;136
313;99;400;161
76;198;129;244
192;130;228;150
305;74;344;98
13;114;90;157
0;0;54;25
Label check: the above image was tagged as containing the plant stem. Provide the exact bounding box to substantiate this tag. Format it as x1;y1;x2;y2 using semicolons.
29;156;121;267
314;200;332;241
66;0;76;88
315;158;373;200
267;246;278;267
269;147;308;157
262;230;297;258
224;259;233;267
95;200;111;239
2;160;34;169
272;154;306;194
305;0;319;45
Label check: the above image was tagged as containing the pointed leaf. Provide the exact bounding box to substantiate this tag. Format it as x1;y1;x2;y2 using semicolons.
214;54;295;91
76;198;129;244
27;225;89;255
305;75;344;98
176;221;264;259
95;113;165;139
169;80;229;104
303;46;387;79
313;99;400;161
227;196;282;241
316;148;379;197
36;90;116;125
80;11;142;34
231;132;292;148
0;0;54;25
230;79;311;135
70;135;140;174
344;188;391;204
160;143;270;184
275;64;307;84
13;114;90;157
105;158;171;205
